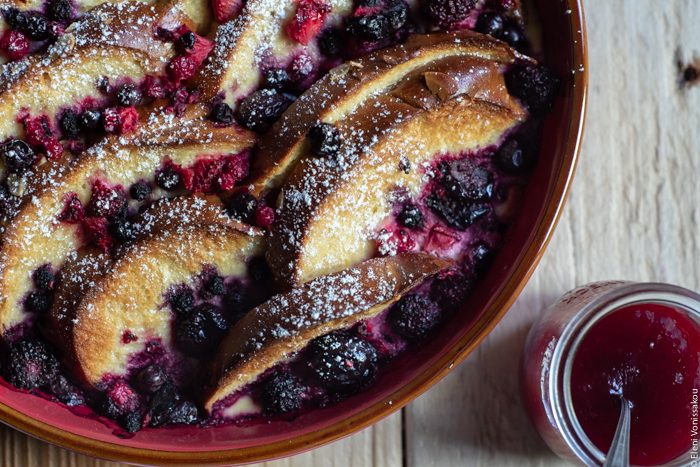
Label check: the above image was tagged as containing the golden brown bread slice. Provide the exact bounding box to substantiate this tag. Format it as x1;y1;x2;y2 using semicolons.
45;221;264;386
264;31;528;288
0;118;255;336
204;252;451;413
247;30;531;199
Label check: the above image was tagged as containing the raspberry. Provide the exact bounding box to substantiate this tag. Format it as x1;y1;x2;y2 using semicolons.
184;158;225;192
388;294;441;341
24;116;51;146
58;194;85;224
143;76;167;99
121;330;138;344
83;216;114;252
220;151;250;186
0;30;29;60
254;205;275;227
187;89;200;104
117;106;139;133
423;0;476;29
287;0;332;46
212;0;243;24
42;138;63;160
175;27;215;68
425;224;460;253
169;55;196;81
87;179;126;218
102;107;121;134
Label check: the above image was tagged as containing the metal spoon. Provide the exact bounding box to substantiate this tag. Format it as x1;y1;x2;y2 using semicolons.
603;396;631;467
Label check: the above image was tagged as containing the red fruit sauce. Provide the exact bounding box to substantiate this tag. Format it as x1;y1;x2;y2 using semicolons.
570;302;700;466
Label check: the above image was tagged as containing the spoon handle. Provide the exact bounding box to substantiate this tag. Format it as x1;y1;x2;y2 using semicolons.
603;397;631;467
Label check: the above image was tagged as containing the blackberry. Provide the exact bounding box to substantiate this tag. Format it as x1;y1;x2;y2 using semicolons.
109;217;135;242
260;372;302;415
156;166;181;190
237;89;292;133
167;400;198;425
465;241;493;274
175;303;229;358
33;267;55;290
388;294;441;341
223;285;246;322
475;11;504;37
2;139;36;174
308;122;342;157
500;25;526;51
504;64;560;115
87;180;127;217
148;382;180;427
115;83;142;107
4;338;59;390
205;275;226;296
248;256;271;282
318;28;343;56
263;68;291;91
346;6;407;41
80;109;103;130
170;290;194;319
135;364;166;394
129;180;151;201
25;292;50;313
177;31;197;53
228;192;258;223
308;331;377;391
59;110;81;140
47;0;73;22
398;204;423;229
425;194;490;230
25;13;50;41
4;8;28;32
48;374;85;406
496;136;534;174
209;103;235;124
122;411;143;433
422;0;476;29
439;162;494;202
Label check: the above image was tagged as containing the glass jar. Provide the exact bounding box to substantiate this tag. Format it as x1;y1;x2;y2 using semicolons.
520;281;700;466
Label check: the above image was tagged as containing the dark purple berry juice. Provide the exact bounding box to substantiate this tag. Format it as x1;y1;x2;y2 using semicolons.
570;302;700;466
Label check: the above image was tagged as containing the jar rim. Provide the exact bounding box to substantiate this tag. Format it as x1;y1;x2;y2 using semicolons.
548;282;700;467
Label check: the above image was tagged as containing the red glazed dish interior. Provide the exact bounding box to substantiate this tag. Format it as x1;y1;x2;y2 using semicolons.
0;0;586;464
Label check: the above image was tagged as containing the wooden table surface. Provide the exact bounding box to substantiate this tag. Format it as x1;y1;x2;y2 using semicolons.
3;0;700;465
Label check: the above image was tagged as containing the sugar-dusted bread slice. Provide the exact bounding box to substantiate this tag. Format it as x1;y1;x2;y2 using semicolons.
204;252;451;413
0;118;255;336
248;30;530;199
45;220;264;386
264;31;528;288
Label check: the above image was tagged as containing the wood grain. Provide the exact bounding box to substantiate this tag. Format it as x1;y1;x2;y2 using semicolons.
3;0;700;465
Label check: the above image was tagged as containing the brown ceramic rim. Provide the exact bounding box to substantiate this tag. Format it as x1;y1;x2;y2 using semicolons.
0;1;588;464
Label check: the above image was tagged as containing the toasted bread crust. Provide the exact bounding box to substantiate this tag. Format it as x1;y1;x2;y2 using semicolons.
205;252;451;411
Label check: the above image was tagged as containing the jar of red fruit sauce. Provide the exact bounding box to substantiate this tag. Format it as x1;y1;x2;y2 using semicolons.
521;281;700;467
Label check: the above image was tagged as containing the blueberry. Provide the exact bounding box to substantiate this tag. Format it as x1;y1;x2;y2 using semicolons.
475;11;504;37
248;256;271;282
80;109;103;130
423;0;476;29
2;139;36;174
228;192;258;222
170;291;194;319
109;217;135;242
167;400;199;425
47;0;72;22
177;31;196;53
148;382;180;427
263;68;291;91
346;5;407;41
238;89;292;133
209;103;235;124
308;123;342;157
398;204;423;229
496;136;534;174
260;372;302;415
33;267;55;290
25;292;50;313
48;374;84;406
388;294;441;341
465;241;493;274
135;364;166;394
4;338;59;390
129;180;151;201
25;13;50;41
4;8;28;32
175;304;229;358
505;64;560;115
205;275;226;296
425;194;490;230
156;166;181;191
439;162;494;202
59;110;81;140
115;83;142;107
318;28;343;56
122;411;143;433
223;285;246;322
500;25;526;51
308;331;377;391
